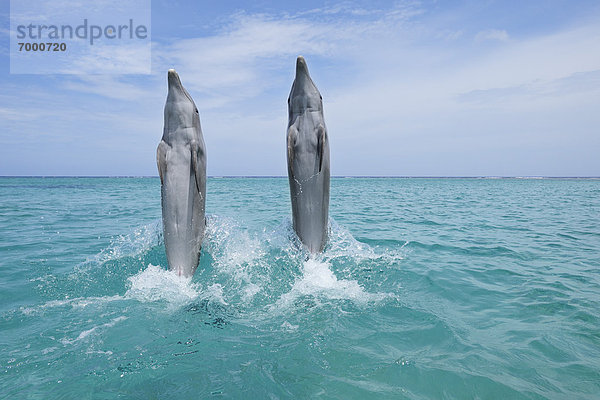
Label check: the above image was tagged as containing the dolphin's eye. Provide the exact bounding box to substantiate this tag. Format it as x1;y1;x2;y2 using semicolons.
287;97;290;104
195;108;198;114
319;95;322;100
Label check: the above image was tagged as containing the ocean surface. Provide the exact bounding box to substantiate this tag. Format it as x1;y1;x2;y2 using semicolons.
1;177;599;399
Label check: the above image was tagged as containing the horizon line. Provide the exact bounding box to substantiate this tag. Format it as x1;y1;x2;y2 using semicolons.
1;175;600;179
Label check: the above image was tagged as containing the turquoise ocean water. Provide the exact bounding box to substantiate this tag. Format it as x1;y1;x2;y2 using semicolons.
1;177;599;399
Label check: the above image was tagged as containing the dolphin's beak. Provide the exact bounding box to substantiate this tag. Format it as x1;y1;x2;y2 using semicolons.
167;68;194;103
167;69;182;90
292;55;316;95
295;56;310;80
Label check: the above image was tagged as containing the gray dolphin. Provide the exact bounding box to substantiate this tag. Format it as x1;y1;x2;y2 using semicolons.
157;69;207;277
286;56;330;253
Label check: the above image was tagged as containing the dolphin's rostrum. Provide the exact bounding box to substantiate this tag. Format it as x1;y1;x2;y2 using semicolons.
157;69;207;277
287;56;331;253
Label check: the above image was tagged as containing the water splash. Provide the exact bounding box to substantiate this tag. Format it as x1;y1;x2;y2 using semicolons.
201;215;273;305
37;215;394;318
81;219;163;267
204;215;266;295
274;257;389;311
325;219;405;264
124;264;230;309
124;264;200;305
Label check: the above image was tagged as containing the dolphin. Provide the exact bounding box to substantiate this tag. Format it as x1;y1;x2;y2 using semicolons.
286;56;330;253
156;69;207;277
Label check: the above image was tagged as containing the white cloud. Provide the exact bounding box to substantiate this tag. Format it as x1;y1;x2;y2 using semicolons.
474;29;509;42
151;5;422;108
155;15;348;95
0;106;31;121
457;70;600;105
63;42;152;75
62;74;156;100
454;25;600;91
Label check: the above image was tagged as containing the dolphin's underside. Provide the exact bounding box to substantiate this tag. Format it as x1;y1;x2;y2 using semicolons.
286;56;331;253
157;69;207;277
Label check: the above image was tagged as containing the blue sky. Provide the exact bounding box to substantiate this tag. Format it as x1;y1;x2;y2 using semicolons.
1;0;599;176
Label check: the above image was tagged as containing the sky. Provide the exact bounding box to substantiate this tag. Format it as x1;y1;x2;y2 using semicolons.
1;0;599;176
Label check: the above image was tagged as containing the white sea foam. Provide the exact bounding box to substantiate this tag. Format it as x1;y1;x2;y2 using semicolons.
124;264;199;305
61;316;127;345
275;258;386;309
85;350;113;356
20;295;124;315
124;264;230;308
41;347;58;355
79;219;162;268
243;282;261;301
325;220;405;264
204;283;228;305
281;321;299;331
